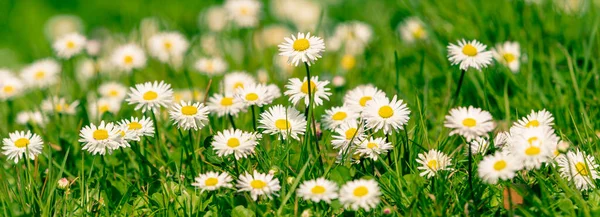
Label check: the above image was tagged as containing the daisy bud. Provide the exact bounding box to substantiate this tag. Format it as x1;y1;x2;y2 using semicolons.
268;167;279;175
382;207;393;215
301;209;311;217
557;141;570;153
287;177;295;184
332;75;345;87
57;178;70;190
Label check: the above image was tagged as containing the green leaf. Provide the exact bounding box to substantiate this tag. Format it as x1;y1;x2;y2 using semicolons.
329;166;352;185
231;205;255;217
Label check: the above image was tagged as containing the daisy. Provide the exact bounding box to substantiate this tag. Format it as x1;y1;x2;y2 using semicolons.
194;57;228;76
0;75;25;100
447;39;493;71
494;131;510;149
343;85;386;114
223;71;256;95
339;179;381;211
328;21;373;55
41;96;79;115
340;54;357;71
468;137;490;155
169;101;210;130
264;84;282;103
509;127;558;169
444;106;495;141
147;32;189;63
192;171;233;192
492;41;521;73
118;116;154;141
43;15;83;41
75;58;99;82
278;32;325;66
478;151;523;184
362;95;411;134
355;137;393;161
52;32;87;59
16;111;47;127
2;131;44;163
88;97;121;120
203;6;228;32
398;17;427;44
99;82;128;102
212;128;261;159
557;150;600;191
206;93;246;117
86;39;101;56
126;81;174;113
236;170;281;201
321;106;359;130
235;83;271;107
284;76;331;106
416;149;453;179
513;109;554;129
110;44;147;72
331;121;366;151
224;0;262;28
296;178;339;203
258;105;307;140
20;59;61;88
79;121;121;155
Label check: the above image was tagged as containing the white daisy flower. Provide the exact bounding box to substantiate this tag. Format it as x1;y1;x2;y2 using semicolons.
43;15;83;41
492;41;521;73
16;111;47;127
79;121;121;155
254;25;293;49
468;137;490;155
110;44;147;72
362;95;411;134
0;75;25;100
235;83;272;107
509;126;558;170
2;131;44;163
236;170;281;201
444;106;495;141
206;93;246;117
355;137;393;161
118;116;154;141
41;96;79;115
447;39;493;71
321;106;359;130
258;105;306;140
88;97;121;120
296;178;339;203
478;151;522;184
126;81;174;113
494;131;510;149
416;149;453;179
169;101;210;130
284;76;331;106
212;128;261;160
192;171;234;192
86;39;101;56
328;21;373;55
52;32;87;59
20;59;61;88
99;82;128;102
224;0;262;28
223;71;256;95
343;85;386;114
173;89;204;102
264;84;282;104
339;179;381;211
194;57;228;76
147;32;189;63
332;121;366;152
513;109;554;130
557;149;600;191
75;58;99;82
203;6;228;32
278;32;325;66
398;17;427;44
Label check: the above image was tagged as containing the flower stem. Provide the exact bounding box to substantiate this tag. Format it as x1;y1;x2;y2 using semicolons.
304;62;323;168
251;105;257;131
453;69;466;101
228;114;237;130
468;140;474;206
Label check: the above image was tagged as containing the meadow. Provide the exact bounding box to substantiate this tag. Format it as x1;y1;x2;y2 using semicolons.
1;0;599;216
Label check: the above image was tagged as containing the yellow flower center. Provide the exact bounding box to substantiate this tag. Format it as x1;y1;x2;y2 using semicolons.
14;138;30;148
205;177;219;186
124;55;134;64
275;119;290;130
525;120;539;128
367;142;378;149
108;90;119;97
245;93;259;101
301;81;317;94
332;112;347;121
427;159;438;170
55;104;65;112
128;122;142;130
359;96;372;107
527;137;538;145
181;105;198;115
143;91;158;100
293;38;310;51
378;105;394;118
226;138;240;148
99;105;109;113
239;7;249;15
164;41;172;50
35;71;45;80
576;162;589;176
66;41;75;49
525;146;541;156
462;44;478;57
503;53;516;63
462;118;477;127
493;160;507;171
250;180;266;189
3;85;14;94
341;54;356;70
345;128;358;140
311;185;326;194
412;26;425;39
353;186;369;197
206;61;214;71
233;82;244;89
220;97;234;106
93;129;109;140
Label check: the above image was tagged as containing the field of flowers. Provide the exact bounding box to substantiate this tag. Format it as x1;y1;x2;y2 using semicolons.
1;0;599;216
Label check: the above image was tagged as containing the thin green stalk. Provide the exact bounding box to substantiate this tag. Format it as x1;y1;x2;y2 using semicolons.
228;114;237;130
453;69;467;104
251;105;257;131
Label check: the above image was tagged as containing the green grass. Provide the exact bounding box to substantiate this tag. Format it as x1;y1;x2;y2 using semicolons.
1;0;600;216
